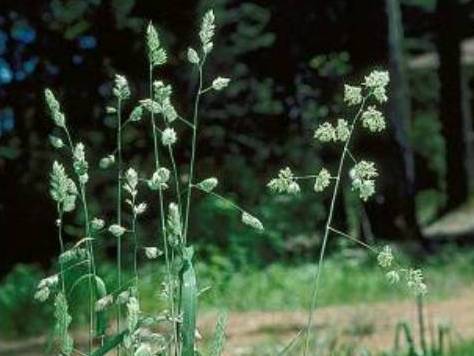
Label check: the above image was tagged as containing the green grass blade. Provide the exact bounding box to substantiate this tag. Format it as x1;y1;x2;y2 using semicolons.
94;276;108;337
91;329;128;356
181;255;197;356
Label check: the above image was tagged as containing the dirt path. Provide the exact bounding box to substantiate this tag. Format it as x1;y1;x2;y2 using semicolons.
2;290;473;355
199;289;474;355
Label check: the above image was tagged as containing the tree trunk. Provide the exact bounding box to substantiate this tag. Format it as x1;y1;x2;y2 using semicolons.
383;0;423;243
436;0;469;211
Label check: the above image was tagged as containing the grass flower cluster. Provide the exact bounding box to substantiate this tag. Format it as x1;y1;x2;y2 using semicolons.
37;9;262;355
267;70;427;354
32;8;428;356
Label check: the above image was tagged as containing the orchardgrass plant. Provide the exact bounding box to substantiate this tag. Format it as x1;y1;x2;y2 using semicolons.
267;71;427;354
38;10;261;355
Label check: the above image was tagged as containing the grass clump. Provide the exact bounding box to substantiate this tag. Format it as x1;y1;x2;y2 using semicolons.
266;70;428;353
36;8;263;355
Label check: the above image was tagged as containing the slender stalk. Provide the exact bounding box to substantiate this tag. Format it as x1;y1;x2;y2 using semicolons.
417;296;428;355
132;209;139;286
177;115;195;129
57;205;66;292
197;188;245;213
62;125;96;353
168;146;182;214
148;64;176;352
183;58;205;243
131;191;139;286
80;184;95;353
116;97;123;344
328;226;379;254
303;97;367;355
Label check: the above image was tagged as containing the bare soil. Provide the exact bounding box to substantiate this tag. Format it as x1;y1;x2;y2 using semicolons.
199;289;474;355
2;289;473;355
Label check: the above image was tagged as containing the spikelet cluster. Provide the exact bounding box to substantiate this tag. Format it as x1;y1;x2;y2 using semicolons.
344;85;362;106
167;202;182;247
153;81;177;123
44;89;65;127
91;217;105;231
199;10;215;54
314;119;351;143
113;74;131;101
109;224;126;237
129;106;143;122
267;167;300;195
73;143;89;184
35;274;59;302
99;154;115;169
241;212;264;232
364;70;389;103
95;294;114;312
314;168;331;192
144;247;161;260
49;135;64;149
161;127;177;146
50;162;78;212
147;23;167;67
377;245;427;296
147;168;170;191
361;106;386;132
59;248;88;264
124;168;138;198
196;177;219;192
212;77;230;91
350;160;378;201
54;292;73;355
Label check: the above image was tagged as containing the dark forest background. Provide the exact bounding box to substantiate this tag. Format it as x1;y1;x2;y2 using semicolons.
1;0;474;276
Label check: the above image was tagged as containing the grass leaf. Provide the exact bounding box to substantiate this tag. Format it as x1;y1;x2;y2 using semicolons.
181;250;197;356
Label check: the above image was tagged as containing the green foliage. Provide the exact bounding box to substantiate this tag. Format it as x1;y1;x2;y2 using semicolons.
195;248;474;311
0;265;52;337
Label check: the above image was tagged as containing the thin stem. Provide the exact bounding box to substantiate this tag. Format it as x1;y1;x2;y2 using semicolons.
132;209;139;286
327;226;378;254
295;175;318;180
62;125;96;353
346;148;358;164
148;64;176;352
417;296;428;355
81;185;95;352
194;186;245;213
168;145;182;214
199;86;212;94
116;97;123;342
63;126;75;155
57;205;66;292
177;115;195;129
303;96;367;355
121;118;133;130
183;58;205;243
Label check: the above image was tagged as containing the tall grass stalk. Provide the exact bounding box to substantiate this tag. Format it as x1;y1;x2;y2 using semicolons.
147;59;177;353
116;96;123;343
64;124;97;352
183;58;204;243
38;9;262;354
267;72;427;355
303;96;368;353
